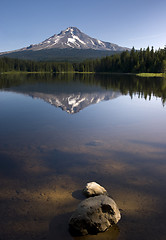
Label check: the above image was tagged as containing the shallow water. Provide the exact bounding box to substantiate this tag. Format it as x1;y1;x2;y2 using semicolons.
0;73;166;240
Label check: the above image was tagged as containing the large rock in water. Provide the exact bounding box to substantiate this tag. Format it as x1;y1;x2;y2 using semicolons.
69;195;121;236
83;182;107;197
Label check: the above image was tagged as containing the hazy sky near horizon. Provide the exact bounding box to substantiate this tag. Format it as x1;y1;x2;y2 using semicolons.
0;0;165;52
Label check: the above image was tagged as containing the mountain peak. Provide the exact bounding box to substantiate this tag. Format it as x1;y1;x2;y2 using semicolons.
64;26;80;32
58;26;82;37
22;27;130;52
0;27;130;60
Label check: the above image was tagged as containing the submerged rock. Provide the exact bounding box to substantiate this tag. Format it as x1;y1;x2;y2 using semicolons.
83;182;107;197
69;195;121;236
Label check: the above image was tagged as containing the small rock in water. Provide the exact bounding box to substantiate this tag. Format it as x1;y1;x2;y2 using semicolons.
69;195;121;236
83;182;107;197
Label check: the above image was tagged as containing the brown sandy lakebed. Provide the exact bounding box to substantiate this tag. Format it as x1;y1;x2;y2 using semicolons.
1;139;166;240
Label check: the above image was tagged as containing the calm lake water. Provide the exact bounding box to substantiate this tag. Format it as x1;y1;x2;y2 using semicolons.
0;73;166;240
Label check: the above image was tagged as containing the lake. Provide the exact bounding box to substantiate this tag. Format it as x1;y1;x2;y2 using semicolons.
0;73;166;240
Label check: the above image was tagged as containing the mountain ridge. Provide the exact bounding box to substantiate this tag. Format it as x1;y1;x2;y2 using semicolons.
0;27;130;61
26;26;129;51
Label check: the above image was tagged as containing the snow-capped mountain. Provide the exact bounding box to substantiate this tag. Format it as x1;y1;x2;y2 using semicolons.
22;27;129;51
23;27;129;51
1;27;129;54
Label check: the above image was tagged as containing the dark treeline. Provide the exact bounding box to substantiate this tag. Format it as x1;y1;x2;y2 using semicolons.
0;47;166;73
79;47;166;73
0;57;74;73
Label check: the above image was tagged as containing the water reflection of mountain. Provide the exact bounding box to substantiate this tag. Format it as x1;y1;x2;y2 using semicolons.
0;74;121;114
29;91;121;114
0;73;166;112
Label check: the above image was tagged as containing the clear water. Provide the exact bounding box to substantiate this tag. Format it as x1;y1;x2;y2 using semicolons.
0;73;166;240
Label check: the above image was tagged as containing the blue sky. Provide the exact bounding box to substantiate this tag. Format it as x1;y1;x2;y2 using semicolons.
0;0;165;52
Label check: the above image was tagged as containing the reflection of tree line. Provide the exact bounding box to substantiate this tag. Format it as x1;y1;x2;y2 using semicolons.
0;73;166;105
80;74;166;105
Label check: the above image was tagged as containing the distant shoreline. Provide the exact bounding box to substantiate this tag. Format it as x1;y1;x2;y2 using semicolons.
0;71;165;78
136;73;166;77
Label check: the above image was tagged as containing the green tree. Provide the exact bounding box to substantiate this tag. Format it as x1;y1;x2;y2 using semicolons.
162;60;166;74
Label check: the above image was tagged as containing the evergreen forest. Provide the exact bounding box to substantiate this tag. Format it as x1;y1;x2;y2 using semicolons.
0;47;166;74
